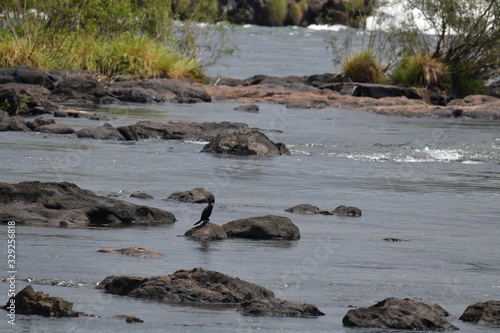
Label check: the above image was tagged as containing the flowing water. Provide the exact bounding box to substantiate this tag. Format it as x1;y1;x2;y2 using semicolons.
1;26;500;333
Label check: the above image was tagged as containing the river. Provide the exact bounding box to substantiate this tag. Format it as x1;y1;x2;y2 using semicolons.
1;25;500;332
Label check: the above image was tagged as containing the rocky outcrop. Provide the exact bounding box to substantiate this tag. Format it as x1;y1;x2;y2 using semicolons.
184;222;228;240
76;123;126;140
3;285;83;317
202;130;291;156
97;246;165;258
285;204;321;214
321;82;421;99
239;298;325;317
223;215;300;240
342;297;458;331
97;268;323;317
167;187;214;203
460;300;500;324
0;181;176;225
321;205;362;216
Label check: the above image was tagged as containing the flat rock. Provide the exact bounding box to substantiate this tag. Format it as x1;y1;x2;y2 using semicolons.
234;104;259;112
76;123;126;140
97;246;165;258
320;205;362;217
343;297;458;331
223;215;300;240
285;204;321;214
460;300;500;324
201;130;290;156
0;181;176;225
184;222;228;240
167;187;214;203
2;285;83;317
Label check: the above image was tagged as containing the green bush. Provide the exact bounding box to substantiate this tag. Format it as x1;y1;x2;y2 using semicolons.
342;50;386;83
268;0;288;26
390;53;448;88
289;3;304;25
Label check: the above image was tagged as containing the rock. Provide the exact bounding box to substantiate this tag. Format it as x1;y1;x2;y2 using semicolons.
109;88;167;103
322;82;421;99
117;120;248;141
460;300;500;324
383;238;409;242
321;205;362;217
223;215;300;240
0;111;31;132
239;298;325;317
49;75;106;104
97;246;165;258
98;268;274;303
76;123;126;140
125;315;144;323
130;191;154;199
285;204;321;214
0;82;57;115
184;222;228;240
167;187;214;203
34;123;75;134
234;104;259;112
342;297;459;331
2;285;82;317
307;73;352;87
201;130;290;156
0;181;176;225
0;64;61;90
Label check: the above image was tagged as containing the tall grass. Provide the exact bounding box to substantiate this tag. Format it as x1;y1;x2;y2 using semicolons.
342;50;386;83
390;53;448;88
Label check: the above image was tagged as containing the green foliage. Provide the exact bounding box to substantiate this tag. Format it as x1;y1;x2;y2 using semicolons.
390;53;448;88
173;0;219;22
289;3;304;26
298;0;308;12
342;50;386;83
268;0;288;26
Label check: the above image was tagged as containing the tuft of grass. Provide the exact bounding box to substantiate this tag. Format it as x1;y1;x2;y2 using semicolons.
342;50;386;83
268;0;288;26
390;53;448;88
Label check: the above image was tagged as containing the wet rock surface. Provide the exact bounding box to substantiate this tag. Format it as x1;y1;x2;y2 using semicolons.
167;187;214;203
97;246;165;258
184;222;228;240
0;181;176;225
97;268;323;318
202;130;291;156
460;300;500;324
3;285;83;318
223;215;300;240
321;205;362;217
342;297;459;331
285;203;321;214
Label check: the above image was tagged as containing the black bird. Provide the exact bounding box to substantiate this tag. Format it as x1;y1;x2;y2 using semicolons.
194;197;214;225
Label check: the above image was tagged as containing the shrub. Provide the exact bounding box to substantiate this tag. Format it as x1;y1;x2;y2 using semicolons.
268;0;288;26
342;50;386;83
289;3;304;25
390;53;448;88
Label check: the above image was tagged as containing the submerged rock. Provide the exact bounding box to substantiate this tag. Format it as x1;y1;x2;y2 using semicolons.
342;297;458;331
3;285;83;318
167;187;214;203
460;300;500;324
0;181;176;225
285;204;321;214
97;246;165;258
321;205;362;217
97;268;323;318
184;222;228;240
223;215;300;240
201;130;290;156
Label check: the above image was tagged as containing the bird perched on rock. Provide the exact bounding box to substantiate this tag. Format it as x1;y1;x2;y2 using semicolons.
194;196;214;226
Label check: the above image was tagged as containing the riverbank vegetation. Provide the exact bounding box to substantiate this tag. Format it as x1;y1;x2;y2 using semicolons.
331;0;499;98
0;0;235;81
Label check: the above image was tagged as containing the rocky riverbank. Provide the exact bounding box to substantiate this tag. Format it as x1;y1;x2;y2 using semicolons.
1;65;500;120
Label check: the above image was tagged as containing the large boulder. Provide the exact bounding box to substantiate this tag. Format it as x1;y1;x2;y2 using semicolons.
0;82;58;115
3;285;83;317
223;215;300;240
201;130;291;156
0;64;61;89
96;268;323;317
0;111;31;132
285;203;321;214
460;300;500;324
167;187;214;203
321;205;362;217
76;123;126;140
117;120;248;141
0;181;176;225
184;222;228;240
342;297;459;331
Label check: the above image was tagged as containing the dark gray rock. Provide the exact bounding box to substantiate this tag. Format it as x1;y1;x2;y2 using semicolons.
130;191;154;199
460;300;500;324
0;82;57;115
307;73;352;87
0;64;61;90
34;123;75;134
239;298;325;317
0;111;31;132
321;205;362;217
322;82;421;99
27;117;55;130
167;187;214;203
76;123;126;140
97;246;165;258
343;297;458;331
285;204;321;214
2;285;83;317
184;222;228;240
223;215;300;240
234;104;259;112
202;130;290;156
0;181;176;225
